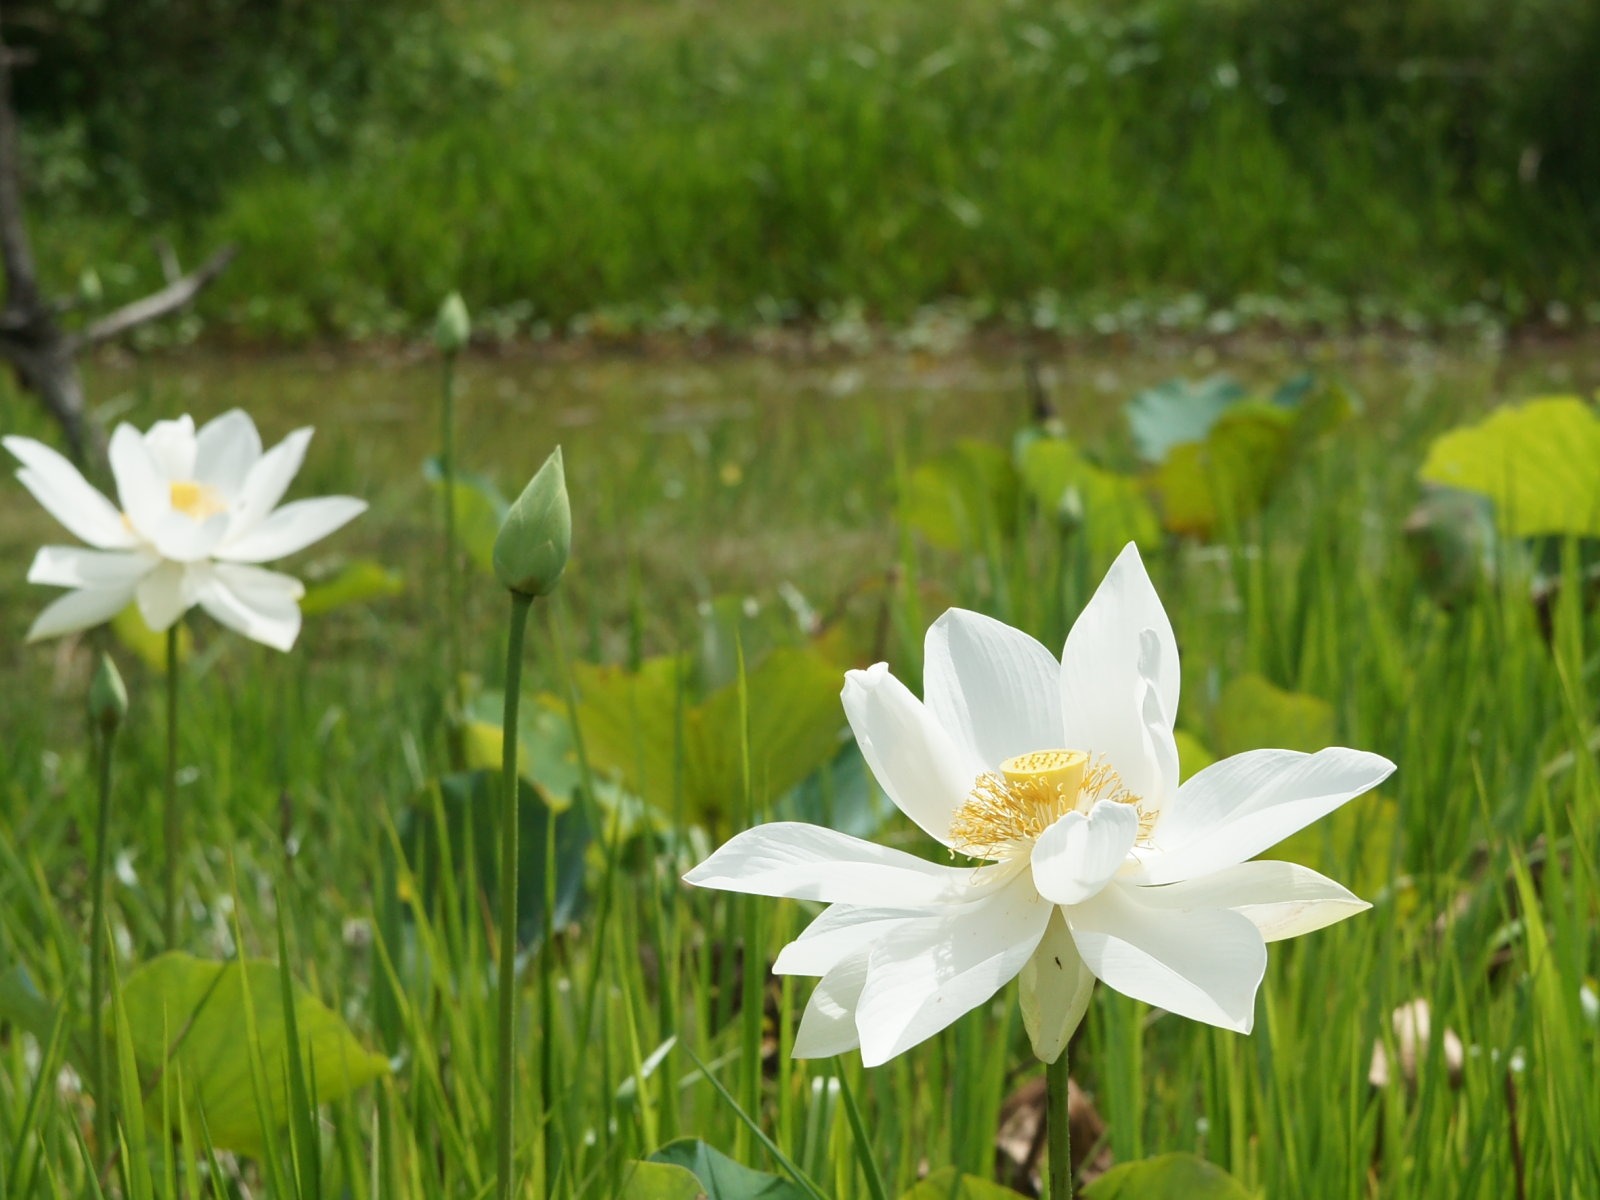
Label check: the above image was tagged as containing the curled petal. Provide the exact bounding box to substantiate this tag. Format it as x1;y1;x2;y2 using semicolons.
1060;547;1180;806
1136;747;1396;885
684;821;986;907
218;496;367;563
1019;907;1096;1063
1061;542;1180;726
1068;882;1267;1033
26;585;136;642
842;663;980;845
793;952;869;1059
1031;800;1138;906
923;607;1063;767
194;561;305;651
5;437;138;549
855;870;1048;1067
1136;860;1370;943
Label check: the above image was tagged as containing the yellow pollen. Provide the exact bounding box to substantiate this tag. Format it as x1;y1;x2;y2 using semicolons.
947;748;1153;861
168;479;227;520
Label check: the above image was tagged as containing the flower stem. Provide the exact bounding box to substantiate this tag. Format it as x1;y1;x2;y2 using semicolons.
496;590;534;1200
162;624;179;950
1048;1048;1074;1200
88;711;118;1164
441;352;463;718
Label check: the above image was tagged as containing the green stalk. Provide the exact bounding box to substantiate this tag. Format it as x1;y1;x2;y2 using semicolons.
162;625;179;950
440;351;463;715
1047;1050;1073;1200
496;590;534;1200
88;712;118;1164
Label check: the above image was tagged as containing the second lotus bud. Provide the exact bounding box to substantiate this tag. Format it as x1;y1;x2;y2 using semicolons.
89;652;128;734
435;292;471;354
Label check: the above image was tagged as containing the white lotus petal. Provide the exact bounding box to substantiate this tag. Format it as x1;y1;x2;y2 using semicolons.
1032;800;1138;906
193;562;305;651
229;427;313;540
1137;860;1370;942
1061;541;1180;720
27;546;153;589
5;437;138;549
145;510;232;563
684;821;986;907
218;496;367;563
142;416;196;480
855;870;1049;1066
108;423;171;539
924;607;1063;767
842;663;981;845
1060;549;1179;804
774;905;917;977
1068;881;1266;1032
793;952;868;1059
135;561;196;631
1131;633;1181;816
193;410;263;498
1136;747;1396;885
25;585;136;642
1019;907;1096;1064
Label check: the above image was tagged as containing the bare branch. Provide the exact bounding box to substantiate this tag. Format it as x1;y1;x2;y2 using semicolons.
73;245;237;349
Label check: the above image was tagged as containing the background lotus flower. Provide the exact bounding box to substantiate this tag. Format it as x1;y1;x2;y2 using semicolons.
686;544;1395;1067
5;411;366;650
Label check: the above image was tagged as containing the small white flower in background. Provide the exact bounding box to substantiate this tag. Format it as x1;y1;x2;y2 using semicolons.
686;544;1395;1067
5;411;366;650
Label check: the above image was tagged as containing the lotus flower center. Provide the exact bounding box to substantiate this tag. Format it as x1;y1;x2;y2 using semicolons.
948;748;1144;861
169;479;227;521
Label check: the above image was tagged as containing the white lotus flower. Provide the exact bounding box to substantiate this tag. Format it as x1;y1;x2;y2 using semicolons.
686;544;1394;1067
5;411;366;651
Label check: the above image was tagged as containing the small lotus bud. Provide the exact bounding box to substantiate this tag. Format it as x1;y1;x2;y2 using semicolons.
78;267;103;307
494;447;570;597
89;653;127;733
434;292;471;354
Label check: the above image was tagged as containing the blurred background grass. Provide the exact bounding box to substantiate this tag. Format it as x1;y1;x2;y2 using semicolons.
11;0;1600;342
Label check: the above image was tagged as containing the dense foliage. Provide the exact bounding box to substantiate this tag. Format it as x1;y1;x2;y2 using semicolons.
9;0;1600;333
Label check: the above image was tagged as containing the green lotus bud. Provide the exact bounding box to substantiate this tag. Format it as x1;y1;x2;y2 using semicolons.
435;292;471;354
88;652;127;734
494;447;570;597
78;267;103;307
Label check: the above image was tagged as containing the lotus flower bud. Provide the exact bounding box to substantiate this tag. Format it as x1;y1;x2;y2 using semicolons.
494;447;570;597
89;652;127;734
434;292;471;354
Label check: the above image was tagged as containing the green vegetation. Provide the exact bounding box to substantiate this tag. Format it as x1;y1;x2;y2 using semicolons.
17;0;1600;342
1;348;1596;1195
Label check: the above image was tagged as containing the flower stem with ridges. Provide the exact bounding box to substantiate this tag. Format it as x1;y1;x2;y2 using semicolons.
496;590;534;1200
440;351;462;719
88;703;118;1164
162;624;179;950
1048;1048;1074;1200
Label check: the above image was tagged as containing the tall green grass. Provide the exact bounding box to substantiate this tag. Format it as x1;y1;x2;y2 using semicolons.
0;345;1597;1195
